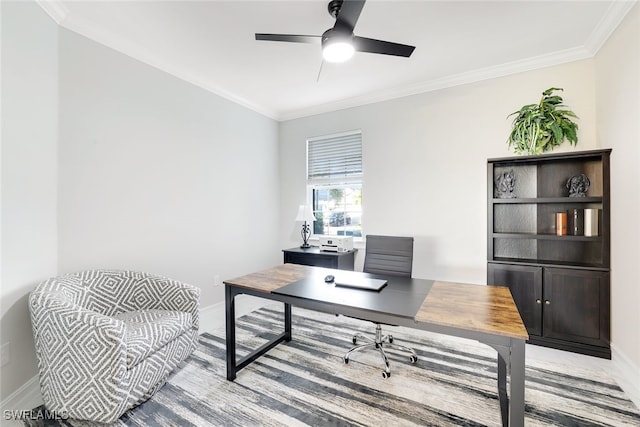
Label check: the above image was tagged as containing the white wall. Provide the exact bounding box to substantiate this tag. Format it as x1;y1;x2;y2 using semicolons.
57;28;281;306
279;60;598;283
1;3;281;403
1;1;59;402
594;2;640;384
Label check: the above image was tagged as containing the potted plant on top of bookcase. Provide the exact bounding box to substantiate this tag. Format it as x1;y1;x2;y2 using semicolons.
507;87;579;155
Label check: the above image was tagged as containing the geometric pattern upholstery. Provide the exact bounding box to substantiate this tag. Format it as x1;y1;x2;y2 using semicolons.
114;310;194;369
29;270;201;423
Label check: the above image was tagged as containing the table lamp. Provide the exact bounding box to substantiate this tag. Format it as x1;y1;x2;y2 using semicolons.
295;205;316;248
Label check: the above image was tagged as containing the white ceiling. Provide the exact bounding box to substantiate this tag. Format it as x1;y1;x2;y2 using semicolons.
39;1;635;121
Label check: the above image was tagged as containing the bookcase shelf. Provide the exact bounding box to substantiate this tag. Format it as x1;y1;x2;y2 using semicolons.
491;257;609;271
492;197;603;204
492;232;603;242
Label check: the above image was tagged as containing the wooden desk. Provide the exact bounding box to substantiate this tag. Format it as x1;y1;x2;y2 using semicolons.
224;264;528;427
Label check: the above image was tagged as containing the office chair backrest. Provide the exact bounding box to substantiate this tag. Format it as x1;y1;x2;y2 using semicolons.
363;235;414;277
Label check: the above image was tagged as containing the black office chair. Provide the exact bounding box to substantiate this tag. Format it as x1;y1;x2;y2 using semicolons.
343;235;418;378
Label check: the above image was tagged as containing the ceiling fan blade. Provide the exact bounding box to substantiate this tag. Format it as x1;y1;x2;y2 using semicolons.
333;0;366;33
255;34;322;44
353;36;415;57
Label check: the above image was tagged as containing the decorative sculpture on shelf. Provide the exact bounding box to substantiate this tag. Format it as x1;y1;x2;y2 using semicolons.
567;174;590;197
495;170;516;198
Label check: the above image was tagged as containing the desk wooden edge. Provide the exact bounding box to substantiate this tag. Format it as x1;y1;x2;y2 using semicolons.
415;281;529;340
223;263;326;293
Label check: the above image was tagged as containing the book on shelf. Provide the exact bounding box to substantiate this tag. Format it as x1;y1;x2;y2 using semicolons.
568;208;584;236
556;212;567;236
584;208;599;237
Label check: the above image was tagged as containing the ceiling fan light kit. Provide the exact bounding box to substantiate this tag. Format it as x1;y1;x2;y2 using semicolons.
322;36;355;62
255;0;415;66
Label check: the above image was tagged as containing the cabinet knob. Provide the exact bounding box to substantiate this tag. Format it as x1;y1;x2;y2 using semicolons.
536;299;541;304
545;300;551;305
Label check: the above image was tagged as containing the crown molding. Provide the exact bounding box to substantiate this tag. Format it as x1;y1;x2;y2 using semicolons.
36;0;635;123
35;0;69;25
278;0;637;122
278;46;593;121
584;0;637;55
63;16;280;120
35;1;280;121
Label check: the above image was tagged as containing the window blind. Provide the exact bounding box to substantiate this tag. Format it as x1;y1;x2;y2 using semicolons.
307;131;362;180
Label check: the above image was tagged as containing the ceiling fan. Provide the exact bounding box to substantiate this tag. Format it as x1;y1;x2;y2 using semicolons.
255;0;415;64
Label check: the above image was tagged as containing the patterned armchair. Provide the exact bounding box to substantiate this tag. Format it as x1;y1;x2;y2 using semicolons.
29;270;201;423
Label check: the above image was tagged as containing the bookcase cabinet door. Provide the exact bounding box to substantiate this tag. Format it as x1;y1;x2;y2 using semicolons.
488;263;542;337
542;267;610;348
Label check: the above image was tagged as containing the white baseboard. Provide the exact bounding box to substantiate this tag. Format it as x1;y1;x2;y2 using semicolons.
198;301;226;334
199;295;277;335
1;374;43;422
611;343;640;409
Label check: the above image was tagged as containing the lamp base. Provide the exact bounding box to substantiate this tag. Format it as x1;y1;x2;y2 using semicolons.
300;221;312;249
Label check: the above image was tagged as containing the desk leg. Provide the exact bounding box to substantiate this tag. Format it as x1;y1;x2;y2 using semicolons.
497;351;508;426
509;339;526;427
284;302;292;341
225;284;237;381
489;342;525;427
225;286;293;381
489;344;510;426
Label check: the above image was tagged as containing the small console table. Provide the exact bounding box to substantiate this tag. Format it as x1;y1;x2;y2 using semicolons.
282;246;356;271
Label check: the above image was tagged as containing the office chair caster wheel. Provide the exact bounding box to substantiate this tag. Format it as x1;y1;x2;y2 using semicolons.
410;355;418;363
389;335;394;343
382;371;390;379
343;356;349;364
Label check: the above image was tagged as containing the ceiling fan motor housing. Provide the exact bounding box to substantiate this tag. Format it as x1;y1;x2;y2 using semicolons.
327;0;343;18
321;28;353;45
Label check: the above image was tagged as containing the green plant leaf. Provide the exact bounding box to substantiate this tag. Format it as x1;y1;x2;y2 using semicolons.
542;87;563;96
549;122;562;142
545;98;563;106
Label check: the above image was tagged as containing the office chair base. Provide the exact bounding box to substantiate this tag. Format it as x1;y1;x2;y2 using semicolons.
343;324;418;378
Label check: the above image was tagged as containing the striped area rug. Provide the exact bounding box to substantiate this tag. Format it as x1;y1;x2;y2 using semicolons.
43;307;640;426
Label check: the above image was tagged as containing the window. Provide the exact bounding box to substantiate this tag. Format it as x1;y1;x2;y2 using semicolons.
307;130;362;238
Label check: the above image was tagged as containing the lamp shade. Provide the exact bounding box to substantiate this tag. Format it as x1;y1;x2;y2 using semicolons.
295;205;316;223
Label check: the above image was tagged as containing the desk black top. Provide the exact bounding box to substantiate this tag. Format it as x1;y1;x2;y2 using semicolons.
272;269;433;319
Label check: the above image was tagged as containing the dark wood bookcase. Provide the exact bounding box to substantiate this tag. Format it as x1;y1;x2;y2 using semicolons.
487;149;611;358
